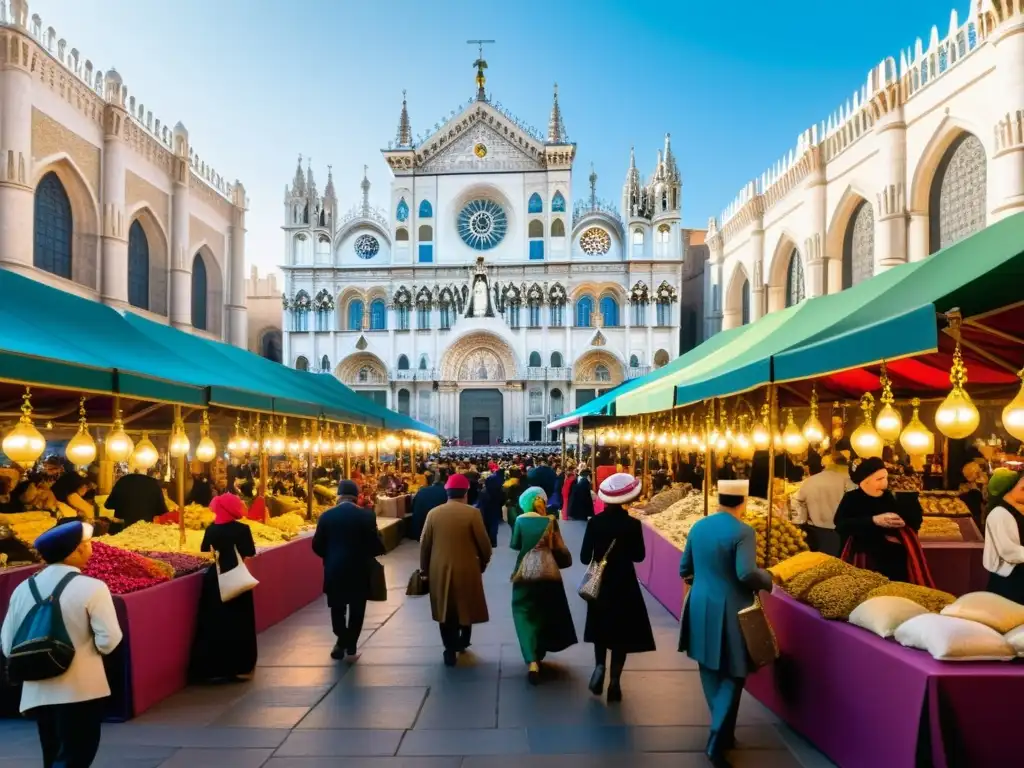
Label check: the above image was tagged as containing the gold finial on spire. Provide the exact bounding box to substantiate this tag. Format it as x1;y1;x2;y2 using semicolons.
468;39;495;101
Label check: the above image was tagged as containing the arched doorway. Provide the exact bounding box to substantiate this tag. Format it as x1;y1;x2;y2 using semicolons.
460;389;503;445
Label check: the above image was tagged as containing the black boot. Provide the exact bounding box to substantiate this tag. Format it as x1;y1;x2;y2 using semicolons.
588;665;606;696
606;677;622;702
706;734;733;768
443;649;457;667
330;642;345;660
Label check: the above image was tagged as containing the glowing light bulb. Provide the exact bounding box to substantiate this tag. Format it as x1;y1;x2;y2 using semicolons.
783;411;808;455
875;403;903;443
2;392;46;466
752;420;770;450
66;400;96;468
1002;375;1024;442
900;398;934;457
935;388;980;440
132;432;159;470
105;419;134;463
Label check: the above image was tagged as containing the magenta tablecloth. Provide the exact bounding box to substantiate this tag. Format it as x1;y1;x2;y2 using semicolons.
633;523;654;585
250;535;323;633
746;591;1024;768
922;542;987;597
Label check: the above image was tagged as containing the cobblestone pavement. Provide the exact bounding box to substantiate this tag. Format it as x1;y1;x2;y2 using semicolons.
0;520;835;767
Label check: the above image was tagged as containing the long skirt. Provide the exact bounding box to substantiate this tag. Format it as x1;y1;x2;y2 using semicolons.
189;565;257;680
511;579;578;663
988;566;1024;606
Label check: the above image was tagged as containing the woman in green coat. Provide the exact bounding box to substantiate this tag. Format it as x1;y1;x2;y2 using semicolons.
510;486;578;684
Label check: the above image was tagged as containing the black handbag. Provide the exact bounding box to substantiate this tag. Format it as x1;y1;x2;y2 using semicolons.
369;559;387;602
406;568;429;596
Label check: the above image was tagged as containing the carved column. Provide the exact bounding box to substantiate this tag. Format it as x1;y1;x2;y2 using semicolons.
991;9;1024;221
873;103;908;272
704;219;724;336
226;182;248;347
803;152;829;297
169;123;192;329
0;22;35;272
100;76;129;306
748;205;766;320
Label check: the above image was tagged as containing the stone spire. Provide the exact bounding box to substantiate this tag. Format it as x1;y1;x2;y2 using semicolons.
360;164;371;215
653;149;665;182
291;154;306;197
663;133;680;181
547;83;567;144
395;90;412;148
305;158;317;200
324;164;336;200
623;146;641;195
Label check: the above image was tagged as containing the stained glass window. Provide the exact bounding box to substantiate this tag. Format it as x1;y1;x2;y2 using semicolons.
128;220;150;310
599;296;619;327
576;296;594;327
552;191;566;212
354;234;379;259
191;254;208;330
580;227;611;255
528;193;543;214
396;198;409;222
457;199;507;250
929;132;987;254
418;200;433;218
843;200;875;289
370;299;386;330
348;299;364;331
33;172;73;279
785;249;805;307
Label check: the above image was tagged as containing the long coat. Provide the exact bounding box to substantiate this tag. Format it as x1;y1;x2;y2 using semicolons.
568;476;594;520
312;501;386;602
678;511;772;678
420;500;493;625
411;483;447;540
580;506;656;653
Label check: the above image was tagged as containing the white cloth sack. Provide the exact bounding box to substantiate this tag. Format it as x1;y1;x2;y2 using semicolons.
217;546;259;602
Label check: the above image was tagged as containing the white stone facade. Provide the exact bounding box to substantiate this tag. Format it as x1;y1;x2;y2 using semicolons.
705;2;1024;336
0;1;247;345
281;76;694;442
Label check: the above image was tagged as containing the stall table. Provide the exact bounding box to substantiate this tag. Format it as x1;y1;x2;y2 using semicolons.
375;494;411;519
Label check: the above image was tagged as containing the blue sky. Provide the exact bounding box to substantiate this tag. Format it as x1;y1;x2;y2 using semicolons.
31;0;970;274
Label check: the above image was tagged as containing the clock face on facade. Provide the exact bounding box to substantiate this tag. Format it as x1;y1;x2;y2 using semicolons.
458;199;507;251
473;143;487;158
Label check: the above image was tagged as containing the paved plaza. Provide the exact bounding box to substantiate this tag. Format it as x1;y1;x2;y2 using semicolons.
0;521;833;767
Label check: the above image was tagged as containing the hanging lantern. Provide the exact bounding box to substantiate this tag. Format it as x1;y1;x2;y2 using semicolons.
66;397;97;468
228;416;248;458
169;414;191;458
352;439;366;455
2;388;47;465
132;432;159;470
271;418;287;455
802;386;825;445
934;334;980;440
366;438;377;454
605;428;618;443
732;416;755;460
1002;370;1024;442
850;393;883;459
301;422;312;453
875;363;903;443
900;397;935;457
773;432;783;450
783;410;808;455
195;411;217;463
105;408;135;463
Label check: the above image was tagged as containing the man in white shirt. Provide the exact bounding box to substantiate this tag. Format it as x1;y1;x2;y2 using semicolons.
1;521;122;768
790;452;854;556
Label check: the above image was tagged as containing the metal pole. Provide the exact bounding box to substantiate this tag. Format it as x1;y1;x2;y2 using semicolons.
174;404;186;548
703;406;711;517
560;429;566;467
576;421;583;467
589;429;597;476
306;445;314;519
641;416;651;499
344;427;352;480
259;419;269;524
765;383;778;565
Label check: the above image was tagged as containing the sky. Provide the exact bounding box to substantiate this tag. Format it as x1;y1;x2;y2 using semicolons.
30;0;971;276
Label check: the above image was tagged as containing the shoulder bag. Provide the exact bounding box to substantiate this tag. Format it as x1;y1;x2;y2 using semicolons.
578;539;616;602
511;520;561;583
737;595;779;669
406;569;429;596
217;546;259;602
369;559;387;602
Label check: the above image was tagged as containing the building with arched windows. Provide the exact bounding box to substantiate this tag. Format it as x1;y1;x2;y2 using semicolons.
0;5;247;346
710;4;1024;335
281;62;695;442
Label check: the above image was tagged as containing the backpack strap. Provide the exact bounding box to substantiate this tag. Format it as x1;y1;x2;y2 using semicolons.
26;571;77;606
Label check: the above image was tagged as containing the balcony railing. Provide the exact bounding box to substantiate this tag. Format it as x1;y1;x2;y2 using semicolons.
627;365;652;379
392;368;439;381
521;367;572;381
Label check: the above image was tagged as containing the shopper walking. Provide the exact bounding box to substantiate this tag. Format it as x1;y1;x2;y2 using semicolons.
509;487;577;684
790;449;853;556
568;468;595;520
1;521;122;768
679;480;772;768
581;473;655;702
477;469;505;547
313;479;386;660
411;469;448;541
419;474;493;666
189;494;258;682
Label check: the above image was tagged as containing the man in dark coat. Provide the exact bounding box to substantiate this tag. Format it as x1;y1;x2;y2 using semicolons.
526;457;557;498
568;469;595;520
105;469;168;526
312;480;385;660
411;469;448;540
477;470;504;547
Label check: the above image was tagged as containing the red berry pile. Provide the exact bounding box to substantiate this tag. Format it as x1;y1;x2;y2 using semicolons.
83;541;172;595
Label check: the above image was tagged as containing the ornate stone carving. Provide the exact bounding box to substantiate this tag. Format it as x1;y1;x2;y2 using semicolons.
439;331;517;382
630;280;649;304
931;133;987;252
574;351;623;386
418;122;546;175
458;349;506;381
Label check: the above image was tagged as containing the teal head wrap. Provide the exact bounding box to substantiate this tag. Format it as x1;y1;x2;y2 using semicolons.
518;485;548;514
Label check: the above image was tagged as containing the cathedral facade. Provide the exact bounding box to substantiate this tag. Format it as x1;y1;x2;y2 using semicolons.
280;62;697;443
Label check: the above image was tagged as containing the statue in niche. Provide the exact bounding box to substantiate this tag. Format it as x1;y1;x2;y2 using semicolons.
466;257;492;318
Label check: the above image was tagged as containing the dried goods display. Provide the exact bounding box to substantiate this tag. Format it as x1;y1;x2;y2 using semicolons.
96;521;206;553
82;542;173;595
0;511;56;550
267;512;306;536
781;559;852;600
768;551;835;583
631;484;692;515
183;503;214;530
747;515;809;568
918;492;970;517
140;550;213;577
804;570;890;620
888;474;923;493
918;517;963;541
866;582;957;613
240;517;292;545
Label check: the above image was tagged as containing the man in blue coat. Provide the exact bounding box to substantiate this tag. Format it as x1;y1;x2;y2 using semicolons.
313;480;386;661
678;479;773;768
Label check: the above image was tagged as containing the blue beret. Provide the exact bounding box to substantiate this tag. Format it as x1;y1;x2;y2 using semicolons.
34;521;92;564
338;479;359;498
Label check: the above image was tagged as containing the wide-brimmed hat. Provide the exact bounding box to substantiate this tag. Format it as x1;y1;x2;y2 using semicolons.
598;472;642;505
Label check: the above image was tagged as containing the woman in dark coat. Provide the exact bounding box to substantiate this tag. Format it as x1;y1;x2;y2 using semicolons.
504;468;525;526
580;473;655;702
568;469;594;520
477;470;505;547
190;494;258;681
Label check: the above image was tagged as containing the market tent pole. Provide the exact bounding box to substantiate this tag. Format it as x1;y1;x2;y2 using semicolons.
590;428;597;476
259;417;269;525
765;383;778;562
174;404;185;549
560;429;566;467
703;405;711;517
344;426;352;480
306;441;314;520
576;421;583;467
642;416;651;500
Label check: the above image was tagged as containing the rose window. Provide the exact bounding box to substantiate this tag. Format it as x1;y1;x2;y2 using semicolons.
457;199;508;251
354;234;380;259
580;227;611;255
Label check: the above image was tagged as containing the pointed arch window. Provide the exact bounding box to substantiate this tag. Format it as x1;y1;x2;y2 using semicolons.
629;354;640;368
528;193;543;214
418;200;433;218
347;299;364;331
929;132;987;254
33;172;73;279
528;351;542;368
550;351;563;368
418;224;433;263
785;249;806;307
551;219;566;238
843;200;875;289
397;354;409;370
396;198;409;222
656;300;671;326
397;388;411;416
370;299;387;330
550;388;564;417
397;304;410;330
296;356;309;371
396;227;409;242
417;304;430;329
191;253;208;331
418;354;429;370
632;302;647;326
575;295;594;327
320;354;330;372
128;220;150;310
599;295;619;327
552;191;566;212
741;278;751;325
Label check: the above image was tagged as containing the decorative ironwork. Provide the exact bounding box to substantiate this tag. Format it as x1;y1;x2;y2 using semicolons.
548;283;567;306
354;234;380;259
457;199;508;250
340;205;390;230
572;198;623;229
930;133;987;253
526;283;544;304
843;200;875;289
579;227;611;255
416;286;433;309
786;249;805;307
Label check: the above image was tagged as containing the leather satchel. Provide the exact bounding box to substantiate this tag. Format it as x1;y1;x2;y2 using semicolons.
406;568;429;596
738;595;779;669
578;539;616;602
368;559;387;602
512;520;562;583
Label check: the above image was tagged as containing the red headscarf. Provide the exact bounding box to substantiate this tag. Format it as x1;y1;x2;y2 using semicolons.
211;493;246;525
